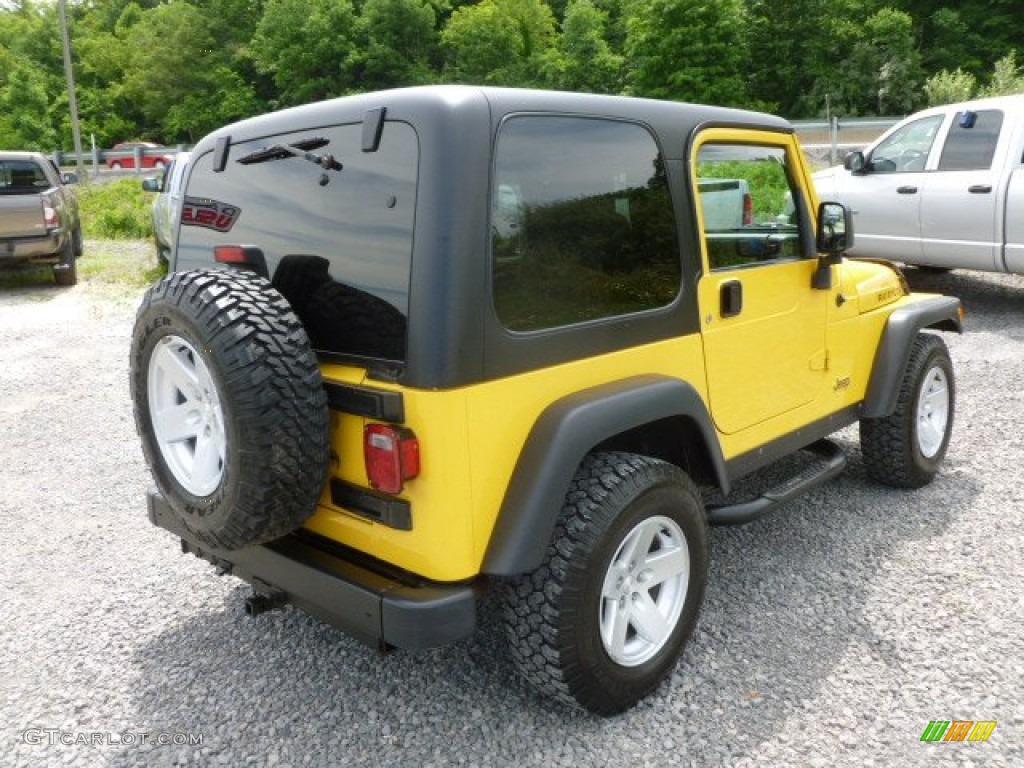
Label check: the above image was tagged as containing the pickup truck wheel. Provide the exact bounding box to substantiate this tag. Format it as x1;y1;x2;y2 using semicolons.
72;225;84;258
130;269;329;550
860;333;954;488
503;452;708;715
53;239;77;286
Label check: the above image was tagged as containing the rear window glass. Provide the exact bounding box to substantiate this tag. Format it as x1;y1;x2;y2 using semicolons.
0;161;48;194
177;122;417;362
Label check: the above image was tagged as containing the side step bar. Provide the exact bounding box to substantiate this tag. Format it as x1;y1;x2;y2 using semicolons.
706;439;847;526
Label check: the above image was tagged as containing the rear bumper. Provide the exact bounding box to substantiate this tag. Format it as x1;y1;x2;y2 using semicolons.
146;488;479;651
0;233;61;263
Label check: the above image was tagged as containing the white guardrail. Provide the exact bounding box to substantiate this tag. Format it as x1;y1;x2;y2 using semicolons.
792;117;899;166
49;117;900;175
52;145;191;177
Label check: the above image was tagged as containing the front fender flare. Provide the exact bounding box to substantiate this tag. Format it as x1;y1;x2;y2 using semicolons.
481;375;724;576
861;295;962;419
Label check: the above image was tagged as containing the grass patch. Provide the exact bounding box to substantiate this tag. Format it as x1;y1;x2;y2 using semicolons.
78;243;165;288
0;241;164;292
76;177;155;239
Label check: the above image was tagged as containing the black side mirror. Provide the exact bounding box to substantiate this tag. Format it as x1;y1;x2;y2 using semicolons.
61;172;78;184
816;201;854;257
141;176;162;193
843;151;866;175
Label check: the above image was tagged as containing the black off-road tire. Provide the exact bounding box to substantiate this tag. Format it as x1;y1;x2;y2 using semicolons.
503;452;709;715
130;269;330;550
53;238;77;286
860;333;954;488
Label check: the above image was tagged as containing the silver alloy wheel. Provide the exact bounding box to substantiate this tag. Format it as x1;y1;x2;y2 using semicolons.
916;365;950;459
600;514;689;667
147;334;226;496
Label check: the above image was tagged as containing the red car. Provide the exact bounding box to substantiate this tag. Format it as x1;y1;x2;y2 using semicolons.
106;141;174;170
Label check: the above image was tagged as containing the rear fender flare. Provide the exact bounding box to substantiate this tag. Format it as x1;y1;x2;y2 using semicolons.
481;375;724;576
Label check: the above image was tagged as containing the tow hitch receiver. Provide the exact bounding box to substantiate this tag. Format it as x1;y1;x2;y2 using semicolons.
244;580;288;616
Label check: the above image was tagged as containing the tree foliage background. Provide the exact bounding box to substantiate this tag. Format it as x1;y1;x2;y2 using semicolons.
0;0;1021;150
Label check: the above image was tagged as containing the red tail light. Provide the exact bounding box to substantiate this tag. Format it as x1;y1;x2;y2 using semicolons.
364;424;420;494
214;245;268;276
742;193;753;226
42;202;59;230
215;245;258;264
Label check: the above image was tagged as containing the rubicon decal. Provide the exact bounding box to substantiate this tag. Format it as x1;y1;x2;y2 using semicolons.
920;720;997;742
182;197;240;232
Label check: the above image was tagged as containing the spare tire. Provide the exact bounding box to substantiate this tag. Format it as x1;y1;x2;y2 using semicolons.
130;269;329;550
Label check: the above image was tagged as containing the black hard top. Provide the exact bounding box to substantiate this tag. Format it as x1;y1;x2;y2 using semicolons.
184;87;795;389
191;85;793;160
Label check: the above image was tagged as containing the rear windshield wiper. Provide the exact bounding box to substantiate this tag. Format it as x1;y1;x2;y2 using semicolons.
237;137;343;172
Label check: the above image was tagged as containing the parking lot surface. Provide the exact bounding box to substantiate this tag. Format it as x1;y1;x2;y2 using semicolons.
1;259;1021;767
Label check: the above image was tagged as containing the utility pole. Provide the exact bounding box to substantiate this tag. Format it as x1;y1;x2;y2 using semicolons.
58;0;85;177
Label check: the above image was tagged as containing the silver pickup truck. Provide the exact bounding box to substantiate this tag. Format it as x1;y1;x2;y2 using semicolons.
0;151;83;285
814;94;1023;274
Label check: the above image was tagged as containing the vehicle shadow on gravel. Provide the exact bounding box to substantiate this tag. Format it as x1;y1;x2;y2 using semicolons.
114;444;981;766
0;273;71;299
903;267;1024;336
646;440;983;760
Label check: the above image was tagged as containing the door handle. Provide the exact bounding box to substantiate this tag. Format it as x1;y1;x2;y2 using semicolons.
720;280;742;318
968;184;992;194
896;186;918;194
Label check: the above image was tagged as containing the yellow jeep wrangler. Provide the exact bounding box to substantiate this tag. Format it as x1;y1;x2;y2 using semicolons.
130;86;962;715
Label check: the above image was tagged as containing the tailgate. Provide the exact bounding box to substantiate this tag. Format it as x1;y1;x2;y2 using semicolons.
0;195;47;239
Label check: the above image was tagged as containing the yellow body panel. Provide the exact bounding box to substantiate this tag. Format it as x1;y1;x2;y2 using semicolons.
305;337;708;582
303;126;926;584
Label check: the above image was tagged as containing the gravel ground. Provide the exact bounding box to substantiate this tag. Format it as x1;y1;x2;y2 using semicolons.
2;247;1022;767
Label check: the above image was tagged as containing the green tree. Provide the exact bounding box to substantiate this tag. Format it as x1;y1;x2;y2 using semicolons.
0;59;57;149
441;0;558;87
922;8;983;77
0;0;65;148
250;0;359;106
624;0;748;106
114;2;260;142
747;0;856;116
979;51;1024;97
924;68;976;106
353;0;439;90
819;8;923;116
554;0;624;94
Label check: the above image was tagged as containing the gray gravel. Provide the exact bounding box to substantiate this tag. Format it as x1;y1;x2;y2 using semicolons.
2;251;1022;767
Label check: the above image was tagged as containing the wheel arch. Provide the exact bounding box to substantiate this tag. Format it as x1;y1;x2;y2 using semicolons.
861;296;962;419
481;375;725;576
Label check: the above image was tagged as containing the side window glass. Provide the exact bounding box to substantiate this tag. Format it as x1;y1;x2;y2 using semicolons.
868;115;943;173
696;143;805;271
938;110;1003;171
491;116;681;332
